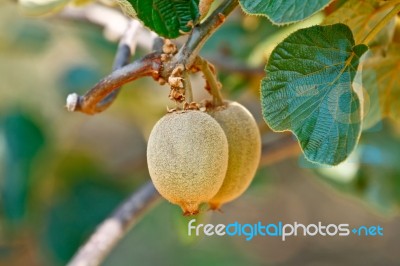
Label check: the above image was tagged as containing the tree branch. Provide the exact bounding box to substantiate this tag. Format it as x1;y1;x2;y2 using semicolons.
66;52;162;114
66;0;238;115
260;134;301;166
197;57;224;106
164;0;239;74
94;20;141;112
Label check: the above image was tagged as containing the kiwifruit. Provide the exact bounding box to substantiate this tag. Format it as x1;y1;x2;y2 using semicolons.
147;110;229;215
207;101;261;210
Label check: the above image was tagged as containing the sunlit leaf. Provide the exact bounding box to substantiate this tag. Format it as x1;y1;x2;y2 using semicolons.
261;24;368;165
239;0;331;25
60;65;102;95
323;0;396;47
44;180;125;262
362;44;400;127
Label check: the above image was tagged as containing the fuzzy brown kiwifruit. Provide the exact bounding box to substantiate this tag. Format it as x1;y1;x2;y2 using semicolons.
207;101;261;210
147;110;228;215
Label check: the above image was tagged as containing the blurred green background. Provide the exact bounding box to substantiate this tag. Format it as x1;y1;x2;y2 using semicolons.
1;1;400;265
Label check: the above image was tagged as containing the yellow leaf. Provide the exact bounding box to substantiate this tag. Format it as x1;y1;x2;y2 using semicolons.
363;44;400;127
323;0;396;46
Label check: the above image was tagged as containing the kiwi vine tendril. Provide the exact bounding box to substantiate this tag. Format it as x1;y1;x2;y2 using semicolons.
198;57;224;106
183;71;193;103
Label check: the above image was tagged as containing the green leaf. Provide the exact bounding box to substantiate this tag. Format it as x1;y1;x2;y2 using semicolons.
261;24;368;165
239;0;332;25
119;0;200;38
323;0;396;47
362;44;400;127
44;180;125;262
1;20;52;54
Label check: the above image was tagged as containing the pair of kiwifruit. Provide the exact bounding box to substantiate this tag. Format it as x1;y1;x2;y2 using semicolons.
147;101;261;215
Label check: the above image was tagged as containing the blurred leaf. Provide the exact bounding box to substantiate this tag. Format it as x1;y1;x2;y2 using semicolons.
18;0;71;17
71;0;93;6
202;16;280;93
59;65;102;95
362;44;400;127
119;0;200;38
77;22;117;54
172;203;210;245
41;153;134;264
248;12;324;66
52;152;143;191
393;16;400;43
361;57;382;130
248;166;273;190
104;202;253;266
0;21;51;54
1;111;45;222
74;22;117;74
317;122;400;214
261;24;368;165
43;180;126;263
202;16;280;60
323;0;396;47
218;74;250;95
239;0;331;25
323;0;348;16
357;166;400;213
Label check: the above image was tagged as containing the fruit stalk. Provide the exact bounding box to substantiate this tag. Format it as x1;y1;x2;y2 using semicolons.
67;0;238;115
199;58;224;106
183;71;194;103
171;0;239;71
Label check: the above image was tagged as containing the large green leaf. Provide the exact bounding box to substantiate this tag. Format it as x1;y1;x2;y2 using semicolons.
239;0;332;25
119;0;200;38
261;24;368;165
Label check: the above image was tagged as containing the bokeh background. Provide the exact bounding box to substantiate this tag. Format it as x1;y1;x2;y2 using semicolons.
1;1;400;265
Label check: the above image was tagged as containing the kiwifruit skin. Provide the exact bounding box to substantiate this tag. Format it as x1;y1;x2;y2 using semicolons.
147;110;229;215
208;101;261;209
